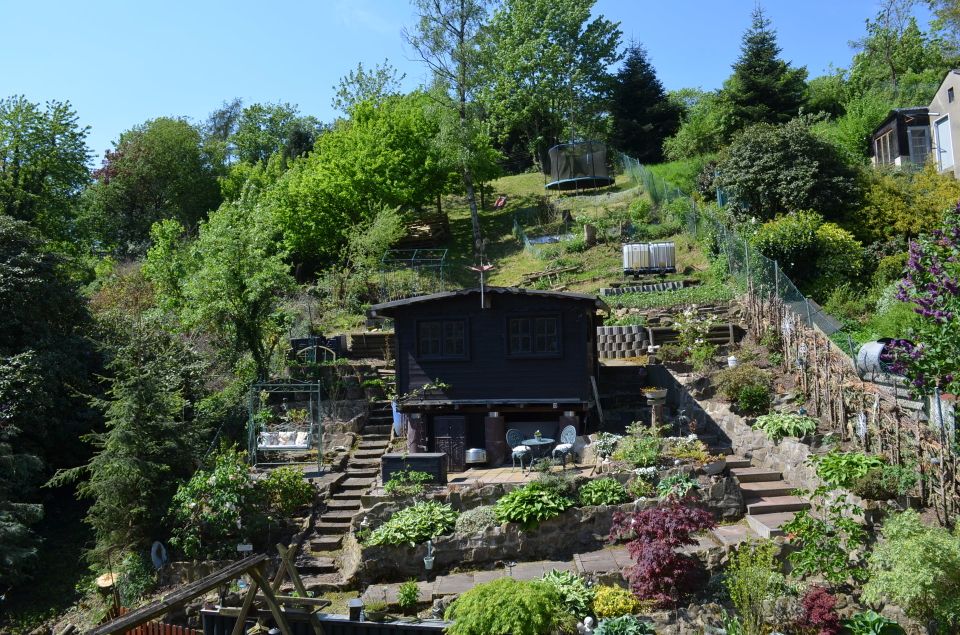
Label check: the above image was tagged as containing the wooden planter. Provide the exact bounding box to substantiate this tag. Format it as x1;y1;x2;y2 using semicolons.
381;453;448;484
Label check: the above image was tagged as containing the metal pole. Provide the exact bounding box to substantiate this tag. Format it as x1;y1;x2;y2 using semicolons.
774;260;780;299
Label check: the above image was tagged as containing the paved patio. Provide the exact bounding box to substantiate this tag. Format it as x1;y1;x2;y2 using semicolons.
446;463;594;486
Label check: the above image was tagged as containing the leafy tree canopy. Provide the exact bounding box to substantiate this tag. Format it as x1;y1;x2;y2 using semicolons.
80;117;222;257
332;60;406;115
663;89;729;161
479;0;621;166
0;96;90;244
233;102;324;166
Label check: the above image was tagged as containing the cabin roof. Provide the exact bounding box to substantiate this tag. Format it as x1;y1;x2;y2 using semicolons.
368;286;608;318
869;107;930;138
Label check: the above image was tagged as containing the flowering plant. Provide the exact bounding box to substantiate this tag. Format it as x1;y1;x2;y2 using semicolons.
890;203;960;396
674;306;719;371
592;432;622;459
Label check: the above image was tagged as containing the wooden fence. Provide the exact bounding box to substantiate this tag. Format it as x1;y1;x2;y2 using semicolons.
743;292;959;526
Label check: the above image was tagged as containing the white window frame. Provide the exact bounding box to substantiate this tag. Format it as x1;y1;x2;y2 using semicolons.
907;126;930;165
935;115;954;171
874;129;894;165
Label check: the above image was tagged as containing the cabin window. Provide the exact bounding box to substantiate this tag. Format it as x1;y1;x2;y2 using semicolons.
874;129;894;165
508;316;560;356
418;320;466;359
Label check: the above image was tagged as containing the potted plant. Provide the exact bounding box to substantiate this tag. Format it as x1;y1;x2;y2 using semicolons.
364;600;388;622
643;386;668;400
700;454;727;476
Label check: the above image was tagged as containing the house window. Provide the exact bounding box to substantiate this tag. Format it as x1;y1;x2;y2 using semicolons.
908;127;930;165
509;316;560;356
874;130;895;165
949;87;955;103
418;320;467;359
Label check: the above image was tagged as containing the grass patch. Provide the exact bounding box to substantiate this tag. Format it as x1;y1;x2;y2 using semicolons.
646;156;715;195
610;282;735;310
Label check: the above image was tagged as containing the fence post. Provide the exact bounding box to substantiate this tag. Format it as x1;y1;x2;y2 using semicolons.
744;240;751;291
774;260;780;300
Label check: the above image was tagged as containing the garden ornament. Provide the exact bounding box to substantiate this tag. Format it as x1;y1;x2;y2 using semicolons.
576;617;595;635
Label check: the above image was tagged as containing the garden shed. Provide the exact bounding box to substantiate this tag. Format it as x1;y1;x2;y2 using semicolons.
367;287;607;470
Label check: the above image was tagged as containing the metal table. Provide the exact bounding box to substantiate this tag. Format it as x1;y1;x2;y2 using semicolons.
522;437;555;460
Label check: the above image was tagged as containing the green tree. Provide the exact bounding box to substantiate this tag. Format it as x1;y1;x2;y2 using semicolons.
663;89;729;160
812;88;898;164
716;117;860;221
405;0;491;255
806;70;849;118
49;318;209;561
81;117;222;256
266;92;448;268
0;215;93;586
332;60;406;115
720;7;807;138
146;199;295;380
233;102;323;165
0;96;90;243
479;0;622;168
849;1;957;102
609;42;681;163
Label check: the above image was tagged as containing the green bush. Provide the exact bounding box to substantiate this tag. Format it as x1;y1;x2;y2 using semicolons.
540;569;595;618
612;432;661;468
383;469;433;498
592;584;644;618
725;540;785;635
873;252;909;287
754;413;818;441
811;451;885;489
397;580;421;612
366;500;458;547
841;610;906;635
783;488;867;585
593;616;655;635
863;510;960;632
262;466;315;517
751;211;863;298
850;465;919;500
737;384;771;416
578;478;629;506
715;364;771;415
629;197;652;224
716;117;860;222
454;505;498;536
533;470;579;499
656;472;698;500
444;578;576;635
493;482;574;529
169;447;267;559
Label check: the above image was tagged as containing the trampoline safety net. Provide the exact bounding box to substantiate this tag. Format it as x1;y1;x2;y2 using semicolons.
546;141;614;191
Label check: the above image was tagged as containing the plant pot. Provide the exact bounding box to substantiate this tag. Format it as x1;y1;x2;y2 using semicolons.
700;458;727;476
643;388;668;400
364;609;387;622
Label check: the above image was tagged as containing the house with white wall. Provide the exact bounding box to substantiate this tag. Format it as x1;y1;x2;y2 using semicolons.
929;69;960;178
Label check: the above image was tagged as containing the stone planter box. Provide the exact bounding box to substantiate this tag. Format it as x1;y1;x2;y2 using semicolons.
381;453;448;484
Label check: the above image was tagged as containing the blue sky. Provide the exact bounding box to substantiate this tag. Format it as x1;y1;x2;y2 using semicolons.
0;0;932;162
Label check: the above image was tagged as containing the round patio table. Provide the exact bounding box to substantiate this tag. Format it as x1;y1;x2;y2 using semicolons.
522;437;555;459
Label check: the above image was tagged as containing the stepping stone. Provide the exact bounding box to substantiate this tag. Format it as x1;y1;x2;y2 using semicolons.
321;509;357;521
746;511;797;539
740;480;797;497
432;574;475;596
730;467;782;483
311;535;342;551
712;523;757;547
333;491;363;501
358;441;389;450
746;495;810;515
340;477;375;489
326;499;361;510
346;469;378;479
725;456;753;469
296;556;337;574
298;573;344;593
315;521;352;534
353;450;386;459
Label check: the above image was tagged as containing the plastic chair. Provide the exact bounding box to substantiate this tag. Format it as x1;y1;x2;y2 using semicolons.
552;425;578;468
506;428;531;471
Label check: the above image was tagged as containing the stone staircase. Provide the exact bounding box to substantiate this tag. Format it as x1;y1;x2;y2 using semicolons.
729;459;811;539
293;421;393;592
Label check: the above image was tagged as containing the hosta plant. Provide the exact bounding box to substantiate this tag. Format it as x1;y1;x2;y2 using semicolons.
754;413;818;441
579;478;630;506
841;610;906;635
782;487;866;585
810;451;884;489
540;569;595;618
593;616;655;635
366;500;458;547
656;472;698;500
493;482;573;529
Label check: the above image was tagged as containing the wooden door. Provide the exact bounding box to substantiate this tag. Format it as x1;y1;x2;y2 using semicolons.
433;415;466;472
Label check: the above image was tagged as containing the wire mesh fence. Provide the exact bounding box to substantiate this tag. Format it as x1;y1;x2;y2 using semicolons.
619;153;857;358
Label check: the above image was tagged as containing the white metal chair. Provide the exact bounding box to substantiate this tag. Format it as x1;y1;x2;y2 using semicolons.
506;428;531;471
552;425;578;468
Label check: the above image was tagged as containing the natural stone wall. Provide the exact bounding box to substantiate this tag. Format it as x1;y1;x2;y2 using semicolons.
356;502;643;584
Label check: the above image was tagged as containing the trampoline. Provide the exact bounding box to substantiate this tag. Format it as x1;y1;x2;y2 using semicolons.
545;141;615;191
